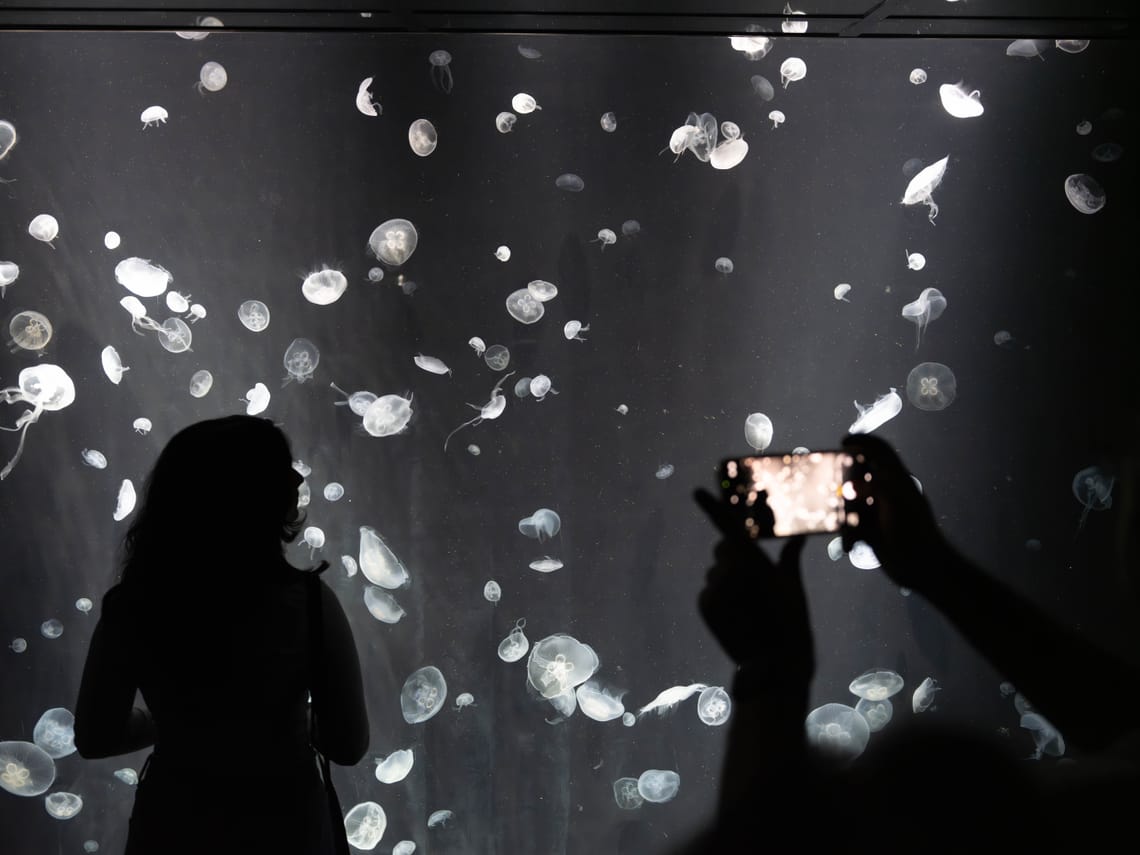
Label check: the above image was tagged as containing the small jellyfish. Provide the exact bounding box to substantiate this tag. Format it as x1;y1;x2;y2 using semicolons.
283;338;320;385
555;173;585;192
196;61;227;93
242;382;270;416
576;681;626;722
696;686;732;726
10;638;28;653
527;279;558;301
186;303;206;323
237;300;270;332
323;482;344;501
779;57;807;88
303;526;325;554
901;287;948;350
497;619;530;662
511;93;540;114
1091;143;1123;163
374;748;414;784
468;336;486;356
637;770;681;804
368;219;418;267
467;444;480;455
655;464;674;480
301;267;348;306
455;692;474;711
428;809;454;829
0;120;16;161
613;777;644;810
113;768;138;785
621;220;640;237
342;555;358;577
44;791;83;820
483;580;501;603
113;479;136;521
750;75;775;101
0;260;20;297
849;669;904;701
720;121;741;140
515;377;532;398
362;394;414;438
616;404;628;415
1063;174;1106;214
518;45;542;59
484;344;511;371
158;318;193;354
906;250;926;270
103;231;121;249
1076;120;1093;136
593;228;617;249
366;267;385;283
0;363;76;479
33;708;76;758
909;68;928;85
495;111;517;133
429;50;453;94
826;537;844;561
363;586;404;624
528;557;563;573
855;698;893;732
494;245;511;262
834;283;851;302
710;137;749;170
1072;465;1114;529
408;119;438;157
906;362;957;411
132;418;151;435
939;83;984;118
506;289;545;324
805;703;871;761
714;257;734;275
165;291;190;313
768;110;786;129
28;214;59;248
188;369;213;398
393;843;415;855
848;541;880;570
1055;39;1090;53
414;354;451;376
355;76;381;117
8;311;52;352
564;320;589;341
81;449;107;469
529;374;557;401
1006;39;1050;59
344;802;387;851
849;388;903;434
600;112;617;132
912;677;941;713
901;155;950;224
139;106;168;128
401;666;448;724
744;413;773;451
41;619;63;639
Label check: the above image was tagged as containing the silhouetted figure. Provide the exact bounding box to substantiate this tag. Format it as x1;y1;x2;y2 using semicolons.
75;416;368;855
682;433;1140;852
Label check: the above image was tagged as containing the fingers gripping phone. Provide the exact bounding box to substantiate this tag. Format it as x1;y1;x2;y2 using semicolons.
719;451;863;538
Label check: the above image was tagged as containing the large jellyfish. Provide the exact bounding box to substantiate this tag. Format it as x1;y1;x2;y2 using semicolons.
906;362;957;411
359;526;410;589
374;748;414;783
912;677;941;712
805;703;871;761
344;802;387;850
8;311;53;353
696;686;732;726
744;412;773;451
637;770;681;803
901;156;950;226
401;666;448;724
408;119;438;157
1072;465;1114;529
115;257;172;298
848;388;902;434
938;83;984;118
1063;174;1106;214
0;741;56;796
368;219;418;267
283;338;320;385
33;709;76;759
301;268;347;306
901;287;947;350
362;394;413;437
710;136;749;170
428;50;453;94
518;508;561;542
527;634;599;699
1;364;76;480
443;371;514;450
849;669;904;701
575;681;626;722
28;215;59;248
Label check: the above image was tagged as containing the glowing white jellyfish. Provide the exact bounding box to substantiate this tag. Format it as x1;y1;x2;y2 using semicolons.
655;464;674;480
303;526;325;553
368;219;418;267
637;770;681;804
0;260;18;297
44;791;83;819
366;267;384;283
506;289;545;324
848;388;902;434
527;280;558;303
613;777;644;810
848;541;880;570
575;681;626;722
330;383;377;416
849;669;904;701
906;251;926;270
768;110;786;129
826;537;844;561
906;362;957;411
359;526;410;589
518;508;561;542
856;697;893;733
901;155;950;224
0;741;56;797
283;338;319;385
139;106;168;128
938;83;984;119
157;318;192;354
468;337;486;357
529;374;557;401
527;634;599;699
28;215;59;248
696;686;732;726
1021;712;1065;759
374;748;414;784
616;404;628;415
115;257;171;298
637;683;708;718
355;77;381;117
41;620;63;639
196;61;227;93
392;843;415;855
529;557;563;573
729;35;772;60
113;768;138;785
323;482;344;502
497;619;530;662
408;119;438;157
511;93;540;114
912;677;940;713
132;417;151;435
9;638;28;653
81;449;107;469
165;291;189;313
33;709;75;759
563;320;589;342
301;268;347;306
782;3;808;33
713;256;733;275
97;346;127;385
428;810;454;829
494;245;511;262
188;369;213;398
834;283;851;302
75;598;92;613
443;371;514;450
401;666;448;724
1;364;76;480
495;112;517;133
467;444;480;455
1063;174;1106;214
593;228;617;250
237;300;270;332
483;580;501;602
518;45;542;59
805;703;870;761
110;478;137;522
909;68;927;84
364;586;405;624
1006;39;1050;59
455;692;474;711
744;412;773;451
710;137;749;170
414;355;451;376
7;310;52;353
779;57;807;88
600;112;617;132
344;802;387;850
901;287;948;350
1076;119;1092;136
363;394;414;437
242;383;270;416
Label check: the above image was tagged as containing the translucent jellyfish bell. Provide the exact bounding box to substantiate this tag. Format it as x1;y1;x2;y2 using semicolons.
0;261;20;297
115;257;172;298
781;3;808;34
2;740;56;794
613;777;644;810
374;748;414;784
28;214;60;248
805;703;871;761
484;344;510;371
906;362;957;411
506;289;545;324
359;526;411;588
849;669;904;701
834;283;851;302
81;449;107;469
497;620;530;663
906;251;926;271
196;61;228;93
938;83;984;119
729;35;772;60
529;374;557;401
1072;465;1114;529
1063;174;1106;214
301;268;348;306
848;388;902;434
114;479;137;521
33;708;76;759
368;219;419;267
242;383;270;416
555;173;585;192
428;809;454;829
529;557;563;573
750;75;775;100
696;686;732;726
912;677;941;713
714;257;734;275
1021;712;1066;759
468;336;486;356
428;50;453;94
44;791;83;819
344;802;387;850
408;119;438;157
527;634;599;698
744;412;773;451
139;106;168;128
158;318;193;353
600;112;617;132
901;155;950;224
909;68;928;85
848;541;880;570
511;93;540;114
637;769;681;804
518;508;561;541
323;482;344;501
400;666;448;723
710;138;749;170
414;355;451;376
495;112;517;133
331;383;378;416
779;57;807;88
483;580;501;602
9;311;53;352
576;681;626;722
768;110;786;129
1055;39;1090;54
1006;39;1050;59
594;229;617;249
856;698;894;732
1;364;77;480
494;245;511;262
283;338;320;384
354;76;381;117
98;347;128;386
564;320;589;341
527;280;558;302
237;299;270;332
363;586;405;624
901;287;948;350
0;120;16;161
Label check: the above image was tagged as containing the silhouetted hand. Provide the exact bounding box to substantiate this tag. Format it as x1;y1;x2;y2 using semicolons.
694;488;811;678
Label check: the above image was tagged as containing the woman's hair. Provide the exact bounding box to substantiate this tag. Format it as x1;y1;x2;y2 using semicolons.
117;416;305;587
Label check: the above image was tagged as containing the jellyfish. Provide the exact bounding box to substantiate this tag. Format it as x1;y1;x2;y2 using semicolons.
359;526;410;588
354;76;381;117
616;404;629;415
494;245;511;262
637;683;709;717
366;267;384;283
938;83;984;118
909;68;928;84
710;137;749;170
655;464;674;480
188;369;213;398
527;280;558;302
282;338;320;385
484;344;511;370
454;692;475;711
300;267;347;306
768;110;786;129
527;634;599;699
901;287;948;349
729;35;772;60
613;777;644;810
906;250;926;270
600;112;617;132
139;106;168;128
413;354;451;376
906;362;957;411
340;555;358;578
302;526;325;556
779;57;807;88
511;93;540;114
855;698;893;732
529;374;557;401
901;155;950;223
408;119;438;157
297;481;311;509
174;16;223;39
506;289;545;324
8;311;53;353
1021;712;1065;759
0;260;19;297
1076;120;1092;136
912;677;940;713
28;214;59;248
237;299;270;332
848;541;880;570
427;809;454;829
114;479;136;521
576;681;626;722
1063;174;1106;214
664;124;701;161
113;768;138;785
1006;39;1050;59
368;219;418;267
1092;143;1123;163
826;536;844;561
1056;39;1090;53
714;257;734;275
481;580;502;603
834;283;851;302
344;802;387;850
529;557;563;573
44;791;83;820
515;379;531;397
747;76;774;103
0;741;56;797
165;291;190;314
196;61;227;94
81;449;107;469
782;2;808;33
848;388;902;434
374;748;414;784
132;417;152;435
518;44;542;59
10;638;28;653
849;669;904;701
320;482;343;503
1;364;76;480
1072;465;1114;530
468;337;486;356
637;770;681;804
0;120;16;161
158;318;193;354
805;703;871;761
401;666;448;724
555;173;584;192
593;229;617;249
41;619;63;639
242;382;270;416
115;257;171;298
429;50;453;94
498;619;530;662
744;412;773;451
31;709;75;759
495;112;517;133
330;383;378;418
186;303;206;323
363;586;405;624
696;686;732;726
518;508;561;542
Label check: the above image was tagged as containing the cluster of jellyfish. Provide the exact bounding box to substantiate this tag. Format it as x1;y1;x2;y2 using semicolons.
114;257;200;353
664;112;749;171
495;91;540;136
590;219;640;250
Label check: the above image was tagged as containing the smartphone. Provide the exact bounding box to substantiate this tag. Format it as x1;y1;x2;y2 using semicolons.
719;451;858;538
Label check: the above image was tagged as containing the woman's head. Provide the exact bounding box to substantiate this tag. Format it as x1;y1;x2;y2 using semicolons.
119;416;305;586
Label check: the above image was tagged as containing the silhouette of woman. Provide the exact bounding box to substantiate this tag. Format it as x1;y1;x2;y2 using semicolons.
75;416;368;854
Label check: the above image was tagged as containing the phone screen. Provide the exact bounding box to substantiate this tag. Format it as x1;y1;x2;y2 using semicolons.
720;451;856;537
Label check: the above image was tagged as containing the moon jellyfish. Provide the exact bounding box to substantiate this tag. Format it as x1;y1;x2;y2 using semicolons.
901;287;948;349
428;50;453;94
344;802;387;850
696;686;732;726
331;383;378;416
75;598;92;614
454;692;474;711
506;289;545;324
518;508;561;541
484;344;510;370
1056;39;1090;53
359;526;410;589
10;638;27;653
655;463;674;480
1092;143;1123;163
498;620;530;662
848;388;902;434
355;76;381;116
805;704;870;761
834;283;851;302
1076;120;1092;136
912;677;940;713
196;61;227;93
408;119;438;157
242;382;270;416
28;214;60;248
527;280;558;303
0;120;15;160
529;557;562;573
518;45;542;59
414;354;451;376
468;337;487;357
494;245;511;262
237;300;270;332
529;374;557;401
714;257;734;275
368;219;418;267
188;369;213;398
563;320;589;342
1072;465;1114;529
730;35;772;60
782;2;808;33
81;449;107;469
615;404;629;415
374;748;414;784
511;93;540;114
33;709;76;759
44;791;83;819
8;311;53;352
133;417;152;434
341;555;358;578
113;768;138;785
779;57;807;88
906;362;957;411
768;110;786;129
856;698;893;732
115;257;172;298
593;228;617;250
174;16;223;40
1;364;76;480
283;338;319;385
1006;39;1050;59
909;68;927;85
158;318;192;354
428;809;454;829
1063;173;1106;214
826;537;844;561
849;669;904;701
527;634;599;698
483;580;501;603
901;155;950;224
848;541;880;570
139;106;168;128
401;666;448;724
112;479;136;522
0;261;19;297
710;137;749;170
749;75;775;102
555;173;584;192
495;111;517;133
939;83;984;118
1021;712;1065;759
600;112;617;132
576;681;626;722
364;586;405;624
906;251;926;270
301;268;347;306
323;482;344;501
637;770;680;804
41;620;63;639
613;777;644;810
186;303;206;323
744;412;773;451
165;291;190;313
0;741;55;796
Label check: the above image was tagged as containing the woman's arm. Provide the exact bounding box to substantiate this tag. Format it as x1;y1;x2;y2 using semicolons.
311;579;369;765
